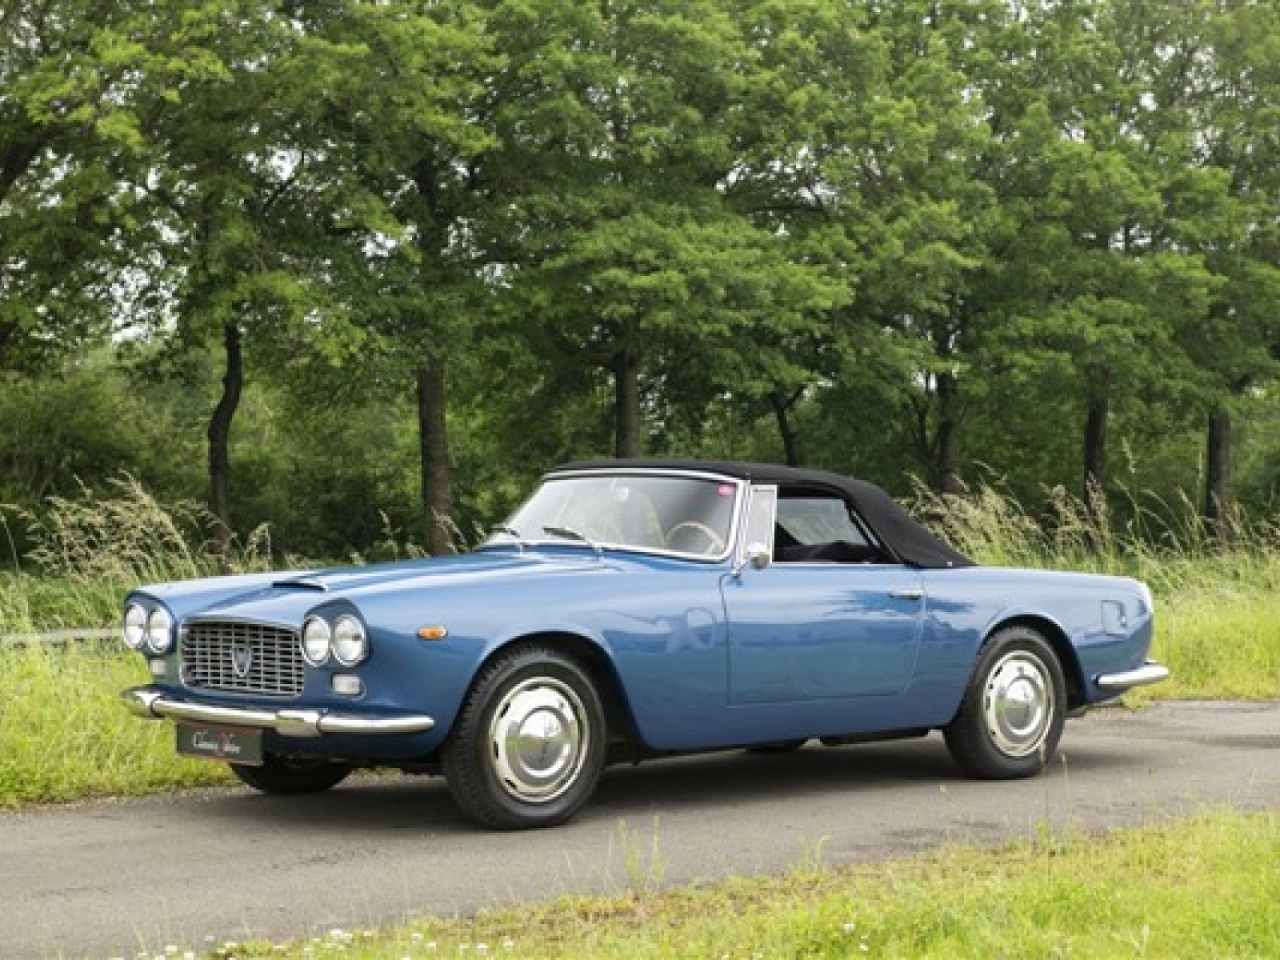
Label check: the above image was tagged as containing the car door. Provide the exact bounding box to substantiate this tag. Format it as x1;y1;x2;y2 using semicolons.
721;484;926;705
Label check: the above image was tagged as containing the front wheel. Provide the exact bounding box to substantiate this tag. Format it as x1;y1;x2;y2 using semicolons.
442;646;607;829
230;755;352;794
944;626;1066;779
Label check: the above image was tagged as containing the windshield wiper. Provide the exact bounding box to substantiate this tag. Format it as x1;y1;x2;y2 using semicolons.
541;525;603;555
489;524;528;551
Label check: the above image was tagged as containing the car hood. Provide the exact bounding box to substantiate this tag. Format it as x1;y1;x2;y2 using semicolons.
135;549;616;625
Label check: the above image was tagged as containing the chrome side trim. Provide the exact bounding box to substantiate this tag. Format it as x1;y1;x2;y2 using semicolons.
1094;661;1170;692
121;686;435;738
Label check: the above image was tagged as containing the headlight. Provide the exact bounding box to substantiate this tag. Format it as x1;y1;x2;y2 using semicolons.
332;615;369;666
302;616;331;666
145;607;174;654
123;604;147;649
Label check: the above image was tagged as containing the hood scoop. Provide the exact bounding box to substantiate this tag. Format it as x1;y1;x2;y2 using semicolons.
271;576;329;592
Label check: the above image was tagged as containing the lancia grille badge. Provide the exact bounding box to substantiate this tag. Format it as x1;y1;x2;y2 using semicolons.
231;643;254;679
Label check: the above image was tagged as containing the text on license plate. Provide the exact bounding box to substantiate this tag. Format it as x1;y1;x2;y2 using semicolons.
176;722;264;766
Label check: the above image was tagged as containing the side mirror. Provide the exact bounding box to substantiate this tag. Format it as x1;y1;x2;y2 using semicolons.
732;542;772;577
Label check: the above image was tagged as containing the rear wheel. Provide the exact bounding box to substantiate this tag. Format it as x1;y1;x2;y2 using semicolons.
944;625;1065;779
230;755;352;794
442;646;607;829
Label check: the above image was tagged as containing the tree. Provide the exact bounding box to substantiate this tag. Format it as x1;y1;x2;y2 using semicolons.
710;0;888;465
825;0;1016;493
1003;0;1225;503
502;0;844;461
122;3;335;561
1183;0;1280;533
0;0;177;371
297;0;499;554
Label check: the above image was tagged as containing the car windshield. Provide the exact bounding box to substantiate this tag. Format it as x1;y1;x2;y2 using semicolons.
486;473;741;559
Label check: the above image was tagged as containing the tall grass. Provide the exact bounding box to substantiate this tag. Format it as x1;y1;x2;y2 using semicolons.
1;474;271;632
916;479;1280;700
0;478;271;803
916;478;1280;586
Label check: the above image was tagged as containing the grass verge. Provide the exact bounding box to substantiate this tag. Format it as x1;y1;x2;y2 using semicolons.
179;810;1279;959
0;641;230;806
1154;580;1280;700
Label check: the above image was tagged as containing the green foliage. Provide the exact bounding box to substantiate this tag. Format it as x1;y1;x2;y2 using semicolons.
230;389;424;561
0;357;205;555
6;0;1280;568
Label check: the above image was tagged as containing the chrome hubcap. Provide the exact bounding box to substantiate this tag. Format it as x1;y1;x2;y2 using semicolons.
488;677;588;803
982;651;1054;758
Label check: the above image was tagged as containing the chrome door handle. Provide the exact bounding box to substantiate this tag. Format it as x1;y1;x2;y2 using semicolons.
890;588;924;601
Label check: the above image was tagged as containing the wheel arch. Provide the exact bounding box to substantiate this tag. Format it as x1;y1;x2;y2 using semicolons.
470;631;640;745
982;615;1086;711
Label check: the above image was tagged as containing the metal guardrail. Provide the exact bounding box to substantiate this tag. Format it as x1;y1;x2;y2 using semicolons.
0;627;117;646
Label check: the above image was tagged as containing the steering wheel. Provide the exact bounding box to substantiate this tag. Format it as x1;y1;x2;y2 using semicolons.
666;520;727;556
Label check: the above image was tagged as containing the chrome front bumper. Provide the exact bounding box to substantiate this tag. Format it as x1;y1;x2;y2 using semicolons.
122;686;436;738
1094;661;1171;692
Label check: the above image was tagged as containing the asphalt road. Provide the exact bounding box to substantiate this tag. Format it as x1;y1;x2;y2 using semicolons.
5;700;1278;960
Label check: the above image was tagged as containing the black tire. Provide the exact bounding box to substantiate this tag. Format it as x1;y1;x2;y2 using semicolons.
230;755;353;795
944;625;1066;779
442;646;608;829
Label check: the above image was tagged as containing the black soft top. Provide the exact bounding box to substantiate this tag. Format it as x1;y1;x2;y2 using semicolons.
551;459;976;569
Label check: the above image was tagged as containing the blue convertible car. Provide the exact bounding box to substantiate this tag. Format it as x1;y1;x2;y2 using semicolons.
122;460;1167;828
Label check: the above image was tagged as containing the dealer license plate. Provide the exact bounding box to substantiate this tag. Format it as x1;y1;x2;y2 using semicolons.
176;722;264;766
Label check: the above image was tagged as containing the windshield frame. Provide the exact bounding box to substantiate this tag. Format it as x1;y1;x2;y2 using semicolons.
483;468;747;562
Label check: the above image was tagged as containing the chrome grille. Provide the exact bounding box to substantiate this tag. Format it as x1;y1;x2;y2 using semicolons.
181;621;304;698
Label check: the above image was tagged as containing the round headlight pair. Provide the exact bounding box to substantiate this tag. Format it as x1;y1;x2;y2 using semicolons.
301;614;369;667
123;603;174;654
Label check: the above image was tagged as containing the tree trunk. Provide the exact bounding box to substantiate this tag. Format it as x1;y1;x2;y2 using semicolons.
1204;408;1232;545
208;322;243;572
417;353;455;555
769;389;803;467
613;344;642;459
0;320;15;370
1083;392;1108;500
934;371;963;494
